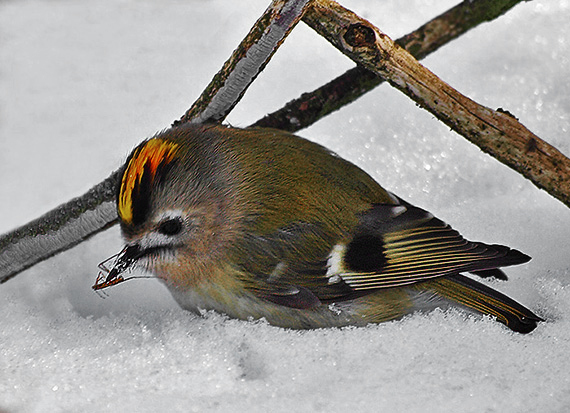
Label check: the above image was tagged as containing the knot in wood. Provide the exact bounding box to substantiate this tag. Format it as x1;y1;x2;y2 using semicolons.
343;23;376;48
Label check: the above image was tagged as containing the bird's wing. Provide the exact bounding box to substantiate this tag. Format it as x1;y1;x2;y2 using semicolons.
336;199;529;291
237;199;530;309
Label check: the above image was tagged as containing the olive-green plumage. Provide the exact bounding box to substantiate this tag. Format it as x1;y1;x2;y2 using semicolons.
106;123;542;333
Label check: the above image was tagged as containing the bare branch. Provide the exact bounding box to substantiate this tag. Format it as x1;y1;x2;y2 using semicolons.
0;171;119;283
253;0;529;131
176;0;313;125
396;0;528;60
301;0;570;208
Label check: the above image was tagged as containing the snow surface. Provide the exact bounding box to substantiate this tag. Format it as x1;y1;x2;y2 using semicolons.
1;0;570;412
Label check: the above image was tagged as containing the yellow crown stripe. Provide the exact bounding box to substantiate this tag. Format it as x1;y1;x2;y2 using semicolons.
118;139;179;224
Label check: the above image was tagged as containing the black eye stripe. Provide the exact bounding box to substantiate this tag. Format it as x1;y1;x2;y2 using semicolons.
158;217;183;236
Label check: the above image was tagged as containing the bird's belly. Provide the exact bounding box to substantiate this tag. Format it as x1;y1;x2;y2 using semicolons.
165;282;370;329
164;281;432;329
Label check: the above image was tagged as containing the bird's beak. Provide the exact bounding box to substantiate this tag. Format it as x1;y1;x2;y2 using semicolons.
110;244;142;277
92;244;143;290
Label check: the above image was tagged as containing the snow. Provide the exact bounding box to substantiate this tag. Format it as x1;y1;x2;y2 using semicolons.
1;0;570;412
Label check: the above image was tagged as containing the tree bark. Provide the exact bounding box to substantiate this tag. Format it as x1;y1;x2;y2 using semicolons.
301;0;570;208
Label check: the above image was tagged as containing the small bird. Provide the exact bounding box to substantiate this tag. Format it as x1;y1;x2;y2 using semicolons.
97;124;543;333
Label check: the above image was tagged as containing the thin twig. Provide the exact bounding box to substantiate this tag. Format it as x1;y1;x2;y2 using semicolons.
302;0;570;208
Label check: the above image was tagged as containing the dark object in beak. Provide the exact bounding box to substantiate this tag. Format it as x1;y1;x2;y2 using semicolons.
92;243;176;290
92;244;142;290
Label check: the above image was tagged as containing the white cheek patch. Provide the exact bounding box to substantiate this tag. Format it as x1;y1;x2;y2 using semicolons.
137;232;171;250
131;231;181;272
326;243;346;284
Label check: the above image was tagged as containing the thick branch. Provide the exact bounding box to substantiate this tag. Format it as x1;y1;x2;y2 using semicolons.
253;0;528;131
302;0;570;208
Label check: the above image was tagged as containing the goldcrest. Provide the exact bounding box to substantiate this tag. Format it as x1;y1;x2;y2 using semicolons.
98;124;543;333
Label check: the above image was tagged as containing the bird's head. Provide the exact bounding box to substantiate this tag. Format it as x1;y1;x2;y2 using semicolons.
108;126;240;289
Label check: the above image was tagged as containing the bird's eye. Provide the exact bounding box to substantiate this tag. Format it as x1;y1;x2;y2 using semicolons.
157;218;183;236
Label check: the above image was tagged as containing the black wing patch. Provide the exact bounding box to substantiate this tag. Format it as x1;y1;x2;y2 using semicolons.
344;234;387;272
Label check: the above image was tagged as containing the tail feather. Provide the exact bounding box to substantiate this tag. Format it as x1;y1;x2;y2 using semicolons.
430;274;543;334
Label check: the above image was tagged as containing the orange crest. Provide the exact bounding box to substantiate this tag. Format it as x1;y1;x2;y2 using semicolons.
118;139;179;225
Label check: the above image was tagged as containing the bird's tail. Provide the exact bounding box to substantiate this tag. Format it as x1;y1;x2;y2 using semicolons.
429;274;543;334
